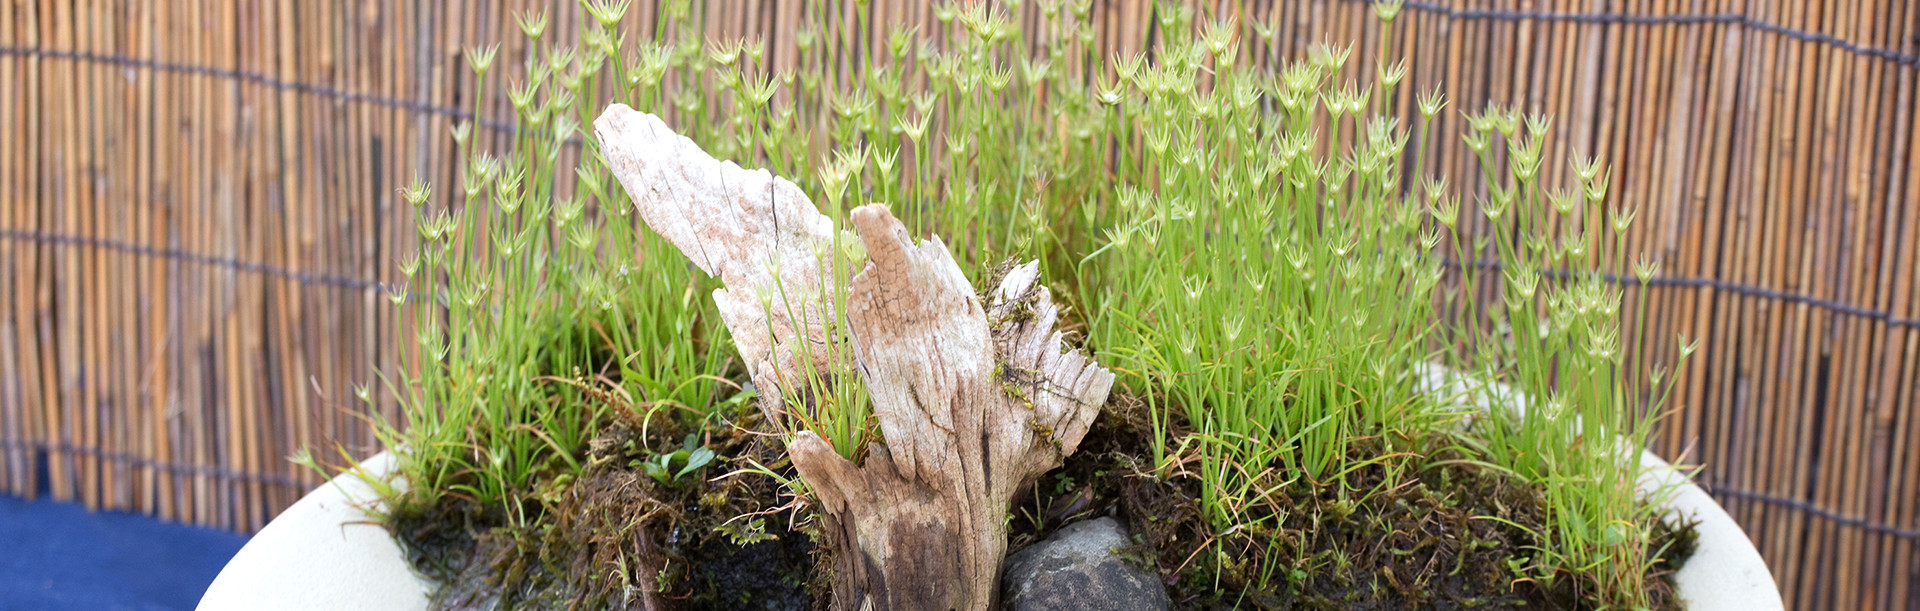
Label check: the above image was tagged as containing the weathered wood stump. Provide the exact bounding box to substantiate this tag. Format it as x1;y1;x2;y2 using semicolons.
595;104;1113;610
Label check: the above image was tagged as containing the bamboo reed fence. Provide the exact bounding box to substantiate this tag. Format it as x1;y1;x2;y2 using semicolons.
1;0;1915;608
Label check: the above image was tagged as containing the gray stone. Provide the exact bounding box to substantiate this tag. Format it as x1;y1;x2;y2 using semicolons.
1001;517;1172;611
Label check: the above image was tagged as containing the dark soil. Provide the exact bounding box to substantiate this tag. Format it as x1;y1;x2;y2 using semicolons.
389;391;1693;611
1005;393;1696;610
386;405;825;611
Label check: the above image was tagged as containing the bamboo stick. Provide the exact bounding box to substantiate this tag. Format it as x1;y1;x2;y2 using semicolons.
0;0;22;499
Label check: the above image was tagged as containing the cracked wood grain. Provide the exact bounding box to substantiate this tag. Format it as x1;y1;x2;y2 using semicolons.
594;104;1113;611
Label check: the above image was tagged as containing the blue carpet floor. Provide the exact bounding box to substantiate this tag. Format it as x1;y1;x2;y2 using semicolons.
0;494;249;611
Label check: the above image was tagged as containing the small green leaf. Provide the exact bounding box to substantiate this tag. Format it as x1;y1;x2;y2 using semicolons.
678;447;715;479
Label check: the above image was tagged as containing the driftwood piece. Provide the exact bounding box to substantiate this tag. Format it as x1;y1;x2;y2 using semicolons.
594;104;1113;611
593;103;839;420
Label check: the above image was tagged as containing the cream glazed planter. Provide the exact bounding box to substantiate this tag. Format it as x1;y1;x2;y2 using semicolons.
199;384;1783;610
197;452;431;611
1418;366;1783;611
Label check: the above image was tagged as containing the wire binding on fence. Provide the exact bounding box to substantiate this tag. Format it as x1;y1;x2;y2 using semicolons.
1706;483;1920;541
0;45;516;133
0;229;388;293
1377;0;1919;69
5;227;1915;328
0;440;311;490
1440;258;1920;329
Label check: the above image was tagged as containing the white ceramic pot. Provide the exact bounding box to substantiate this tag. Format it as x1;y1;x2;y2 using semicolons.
200;422;1782;610
1416;365;1782;610
197;452;431;611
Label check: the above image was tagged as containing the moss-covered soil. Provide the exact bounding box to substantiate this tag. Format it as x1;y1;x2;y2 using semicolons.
1005;393;1696;610
388;393;1693;611
387;405;826;610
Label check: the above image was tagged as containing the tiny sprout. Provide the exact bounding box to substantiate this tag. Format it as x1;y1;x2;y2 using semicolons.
1562;232;1588;261
888;24;918;59
1215;41;1241;71
568;220;597;251
1633;254;1660;284
583;0;632;29
1584;167;1611;203
387;286;407;307
912;91;939;115
556;195;585;224
449;122;472;147
1232;80;1261;111
794;24;818;52
1102;222;1135;250
1525;110;1553;139
1328;39;1355;71
1189;89;1217;119
1373;0;1405;22
1020;56;1051;86
1489;104;1520;136
1181;40;1208;72
1549;188;1580;215
545;45;575;76
459;281;488;308
896;113;931;142
1377;58;1407;90
1464;106;1494;134
945;133;971;157
1182;274;1208;303
1222;313;1246;344
1509;137;1542;181
1138;220;1163;248
461;168;486;200
1611;205;1638;234
514;9;548;41
398;251;421;278
1463;131;1489;155
1505;265;1539;301
1482;192;1509;223
816;165;849;207
1418;86;1447;118
401;175;431;208
986;63;1014;93
1203;16;1236;55
432;210;456;243
1574;154;1604;182
547;87;576;114
1422;175;1448;203
465;44;499;76
1144;124;1172;156
934;0;956;23
1175;332;1197;357
1678;334;1700;359
1116;50;1147;83
1096;76;1125;106
1431;196;1461;228
1320;89;1347;118
873;146;899;175
415;212;440;242
1251;17;1275;42
1170;198;1197;221
742;70;780;107
1328;229;1358;258
706;36;743;67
